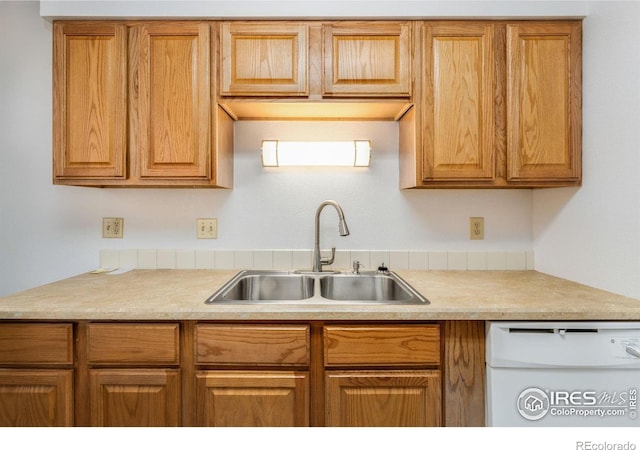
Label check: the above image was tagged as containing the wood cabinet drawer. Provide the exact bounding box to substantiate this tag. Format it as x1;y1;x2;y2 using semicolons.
195;324;310;366
0;323;73;365
324;325;440;367
87;323;180;365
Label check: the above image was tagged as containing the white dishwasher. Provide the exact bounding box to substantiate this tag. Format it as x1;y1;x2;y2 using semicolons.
486;321;640;426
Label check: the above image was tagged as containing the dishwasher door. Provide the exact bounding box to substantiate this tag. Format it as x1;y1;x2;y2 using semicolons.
486;321;640;427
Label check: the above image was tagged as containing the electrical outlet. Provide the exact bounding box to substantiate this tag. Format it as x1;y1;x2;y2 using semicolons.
197;218;217;239
470;217;484;240
103;217;124;238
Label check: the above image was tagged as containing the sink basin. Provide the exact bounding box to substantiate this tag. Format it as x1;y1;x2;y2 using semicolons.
205;271;314;303
320;274;418;303
205;270;428;305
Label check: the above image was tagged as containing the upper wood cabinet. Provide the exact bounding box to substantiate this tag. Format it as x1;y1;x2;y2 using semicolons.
506;22;582;184
217;21;413;120
53;22;127;180
52;21;234;188
136;22;211;180
220;22;308;96
400;20;582;188
322;22;411;97
421;23;495;182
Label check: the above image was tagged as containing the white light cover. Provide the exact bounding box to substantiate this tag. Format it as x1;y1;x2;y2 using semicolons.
260;140;371;167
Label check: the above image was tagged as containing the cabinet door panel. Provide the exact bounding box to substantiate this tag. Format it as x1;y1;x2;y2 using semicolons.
0;323;73;365
138;22;210;179
325;370;441;427
422;23;495;181
506;22;581;182
195;324;310;366
89;369;181;426
87;323;180;366
196;371;309;426
221;23;308;96
324;324;440;367
0;369;73;427
53;22;127;180
323;22;411;97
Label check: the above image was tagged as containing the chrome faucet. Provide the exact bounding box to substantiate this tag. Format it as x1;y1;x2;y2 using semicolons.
313;200;350;272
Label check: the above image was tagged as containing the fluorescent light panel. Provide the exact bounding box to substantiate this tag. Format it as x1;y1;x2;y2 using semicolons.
261;140;371;167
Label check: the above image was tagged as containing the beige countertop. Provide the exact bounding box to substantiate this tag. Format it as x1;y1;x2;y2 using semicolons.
1;269;639;321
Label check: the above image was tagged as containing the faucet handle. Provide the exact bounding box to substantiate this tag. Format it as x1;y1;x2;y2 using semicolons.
352;260;363;274
320;247;336;266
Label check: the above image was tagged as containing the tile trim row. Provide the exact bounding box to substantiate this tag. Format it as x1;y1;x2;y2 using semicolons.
99;249;535;271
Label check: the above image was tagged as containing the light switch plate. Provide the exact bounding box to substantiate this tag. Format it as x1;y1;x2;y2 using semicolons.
103;217;124;238
197;218;217;239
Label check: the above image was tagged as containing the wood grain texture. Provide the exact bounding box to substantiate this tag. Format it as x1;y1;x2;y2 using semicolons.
325;370;441;427
323;324;440;367
422;22;495;181
195;324;310;366
53;22;127;180
87;323;180;365
506;21;582;182
138;22;211;180
89;368;181;426
0;369;74;426
443;320;485;427
323;22;411;97
195;370;309;426
0;323;73;365
221;22;308;96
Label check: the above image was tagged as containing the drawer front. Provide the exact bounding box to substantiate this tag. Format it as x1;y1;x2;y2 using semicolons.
324;324;440;367
0;323;73;365
196;324;310;366
87;323;180;365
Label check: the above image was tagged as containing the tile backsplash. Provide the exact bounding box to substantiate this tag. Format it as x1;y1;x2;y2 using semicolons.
99;249;534;271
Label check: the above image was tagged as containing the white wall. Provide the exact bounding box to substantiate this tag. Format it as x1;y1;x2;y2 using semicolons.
0;1;534;296
533;2;640;299
3;1;640;301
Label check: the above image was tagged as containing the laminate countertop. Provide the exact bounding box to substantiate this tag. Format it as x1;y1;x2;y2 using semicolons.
1;269;639;321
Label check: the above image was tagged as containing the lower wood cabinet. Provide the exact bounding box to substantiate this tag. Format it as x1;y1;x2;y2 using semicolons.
195;371;309;426
0;369;73;426
323;324;442;427
0;323;74;427
0;320;483;427
81;322;182;426
325;370;441;427
89;369;181;426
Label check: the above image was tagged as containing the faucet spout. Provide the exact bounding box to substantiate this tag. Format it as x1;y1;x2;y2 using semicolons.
313;200;350;272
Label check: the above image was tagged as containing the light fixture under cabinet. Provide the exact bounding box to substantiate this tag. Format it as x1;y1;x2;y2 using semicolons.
261;140;371;167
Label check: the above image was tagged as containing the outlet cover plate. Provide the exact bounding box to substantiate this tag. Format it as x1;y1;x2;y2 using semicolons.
197;218;217;239
103;217;124;238
469;217;484;240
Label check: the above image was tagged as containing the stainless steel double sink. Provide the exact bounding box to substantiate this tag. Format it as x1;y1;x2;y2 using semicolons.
205;270;429;305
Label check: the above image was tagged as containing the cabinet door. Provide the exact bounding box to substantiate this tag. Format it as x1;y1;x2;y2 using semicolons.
325;370;441;427
196;371;309;426
323;22;411;97
89;369;181;426
53;22;127;180
220;22;308;96
422;23;495;182
506;22;581;182
0;369;73;426
137;22;211;180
